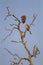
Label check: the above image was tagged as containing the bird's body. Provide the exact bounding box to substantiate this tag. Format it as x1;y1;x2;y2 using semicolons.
20;31;26;42
25;24;30;31
20;31;26;38
25;24;32;34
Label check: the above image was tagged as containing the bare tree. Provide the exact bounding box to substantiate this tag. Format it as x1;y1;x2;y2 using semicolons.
4;7;40;65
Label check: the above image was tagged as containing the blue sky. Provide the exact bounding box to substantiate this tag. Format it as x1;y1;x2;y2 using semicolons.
0;0;43;65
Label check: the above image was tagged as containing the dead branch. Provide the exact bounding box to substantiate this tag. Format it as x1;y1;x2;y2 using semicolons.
11;40;22;43
30;14;38;26
4;48;33;65
4;47;33;65
3;22;21;41
11;40;32;59
10;24;18;27
11;40;27;44
33;45;40;57
3;26;18;40
11;39;31;58
22;42;32;58
31;45;40;58
3;7;22;40
10;57;33;65
4;7;11;20
4;48;20;59
11;40;40;65
4;48;14;56
4;7;21;23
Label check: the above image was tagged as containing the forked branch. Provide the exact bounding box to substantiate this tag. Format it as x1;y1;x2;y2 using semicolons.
4;48;20;59
31;45;40;58
30;14;38;26
3;26;18;40
4;7;20;23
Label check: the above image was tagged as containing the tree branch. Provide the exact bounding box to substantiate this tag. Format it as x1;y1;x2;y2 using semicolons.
4;7;21;23
31;45;40;58
4;48;20;59
3;26;18;40
30;14;38;26
11;57;33;65
4;48;33;65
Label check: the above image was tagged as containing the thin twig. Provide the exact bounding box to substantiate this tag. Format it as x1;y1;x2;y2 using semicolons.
11;40;27;44
10;24;18;27
3;26;18;40
4;7;21;23
30;14;38;26
11;40;22;43
33;45;40;57
4;7;11;20
4;48;14;56
4;48;20;59
31;45;40;58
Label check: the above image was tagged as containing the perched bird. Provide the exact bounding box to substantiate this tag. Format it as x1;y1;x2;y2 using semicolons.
25;24;30;31
20;31;25;38
20;31;26;42
25;24;32;34
21;15;26;24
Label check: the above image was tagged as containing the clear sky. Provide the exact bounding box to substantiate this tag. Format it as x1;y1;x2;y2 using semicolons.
0;0;43;65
